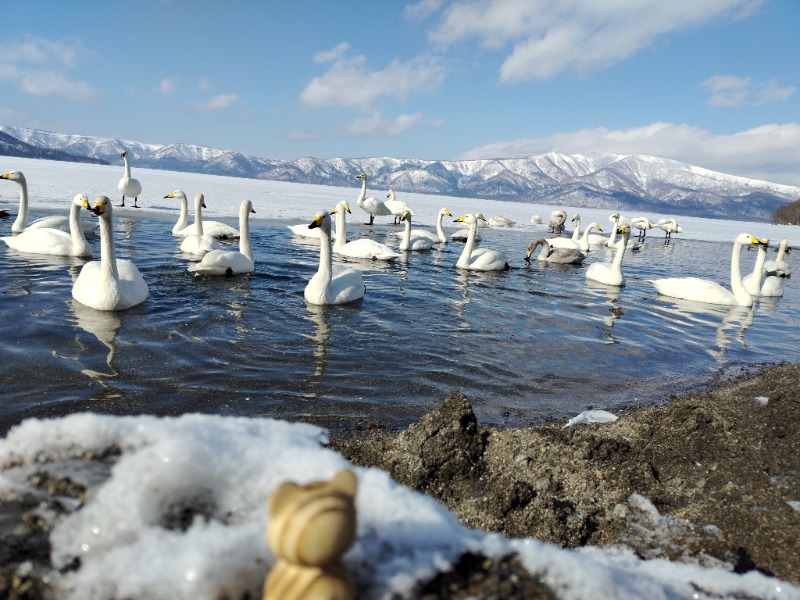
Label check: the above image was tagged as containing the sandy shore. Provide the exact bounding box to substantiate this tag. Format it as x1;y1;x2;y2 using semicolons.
331;362;800;597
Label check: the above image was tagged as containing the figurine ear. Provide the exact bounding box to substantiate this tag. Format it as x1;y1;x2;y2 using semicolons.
268;482;303;516
330;469;357;497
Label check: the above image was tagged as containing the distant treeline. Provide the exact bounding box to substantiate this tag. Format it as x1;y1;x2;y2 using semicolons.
772;197;800;225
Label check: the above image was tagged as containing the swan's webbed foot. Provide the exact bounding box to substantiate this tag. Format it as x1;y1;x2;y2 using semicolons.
118;197;126;207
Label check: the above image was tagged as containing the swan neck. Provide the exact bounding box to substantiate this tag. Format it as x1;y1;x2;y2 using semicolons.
745;244;767;295
239;206;253;261
173;196;189;234
403;216;411;245
571;218;581;241
729;239;750;304
123;154;132;178
99;214;119;282
457;220;477;267
436;211;446;241
777;239;787;261
193;198;204;235
334;209;346;247
318;225;333;285
612;232;628;268
12;178;28;232
356;178;366;206
69;201;86;249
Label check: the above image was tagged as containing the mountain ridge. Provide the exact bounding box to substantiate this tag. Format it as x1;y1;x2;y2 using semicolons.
2;125;797;222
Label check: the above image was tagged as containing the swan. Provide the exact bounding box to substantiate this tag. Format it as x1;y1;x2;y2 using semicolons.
391;207;452;243
399;211;434;251
526;238;586;264
630;216;657;239
530;214;542;224
174;193;239;239
585;226;632;287
764;237;791;277
658;218;683;240
1;171;98;234
304;211;365;305
488;215;515;227
179;193;222;256
452;212;483;242
117;151;142;208
454;213;509;271
1;193;92;257
355;173;392;225
547;222;603;252
331;201;399;261
648;233;768;307
741;239;769;296
189;200;256;275
165;190;190;235
744;237;789;297
385;189;414;225
548;210;567;234
72;196;149;311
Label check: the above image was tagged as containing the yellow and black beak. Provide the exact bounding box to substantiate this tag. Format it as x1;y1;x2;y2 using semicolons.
750;236;769;247
342;202;351;213
444;209;452;216
0;173;10;180
308;214;324;230
454;215;467;223
89;200;106;216
165;192;175;199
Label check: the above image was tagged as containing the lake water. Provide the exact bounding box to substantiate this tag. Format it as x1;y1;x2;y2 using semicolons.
1;210;797;434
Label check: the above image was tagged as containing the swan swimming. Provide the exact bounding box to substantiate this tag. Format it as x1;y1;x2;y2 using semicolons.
743;237;789;297
355;173;392;225
1;171;98;234
2;193;93;257
385;189;414;225
648;233;768;307
165;190;190;235
393;207;452;244
173;193;239;239
72;196;149;311
454;213;509;271
526;238;586;264
189;200;256;276
304;211;365;305
399;211;434;251
331;201;399;261
764;237;791;278
117;151;142;208
547;219;603;252
179;193;222;256
585;225;632;287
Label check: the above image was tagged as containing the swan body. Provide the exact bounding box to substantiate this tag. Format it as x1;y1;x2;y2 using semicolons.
355;173;391;225
174;193;239;239
399;211;434;251
117;151;142;208
585;226;631;287
1;171;98;234
454;213;509;271
304;211;365;305
530;214;542;224
658;218;683;239
488;215;515;227
393;207;452;243
189;200;256;275
165;190;190;235
178;193;222;256
72;196;149;311
2;194;92;257
385;189;414;224
332;201;399;261
526;238;586;264
549;210;567;234
648;233;767;307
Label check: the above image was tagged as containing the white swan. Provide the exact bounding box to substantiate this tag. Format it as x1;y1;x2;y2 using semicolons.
452;212;483;242
174;193;239;239
2;193;92;257
1;171;98;234
548;210;567;234
648;233;768;307
454;213;509;271
117;151;142;208
165;190;190;235
393;207;452;244
72;196;149;311
179;193;222;256
764;237;791;277
331;201;399;261
744;237;789;297
742;240;769;296
304;211;365;305
530;214;542;224
630;216;657;239
385;189;414;225
399;211;434;251
658;218;683;240
189;200;256;275
585;226;632;287
547;222;603;252
355;173;392;225
526;238;586;264
488;215;515;227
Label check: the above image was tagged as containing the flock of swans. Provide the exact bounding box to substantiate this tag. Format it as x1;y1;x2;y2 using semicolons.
0;164;793;313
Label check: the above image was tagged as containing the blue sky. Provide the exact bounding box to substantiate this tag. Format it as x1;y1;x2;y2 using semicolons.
1;0;799;185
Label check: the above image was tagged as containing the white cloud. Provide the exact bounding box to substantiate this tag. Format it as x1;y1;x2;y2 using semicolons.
20;70;100;103
459;121;800;186
192;93;239;111
282;129;325;141
404;0;445;21
197;77;212;91
0;37;82;68
428;0;764;83
159;77;179;94
341;111;423;138
701;75;795;107
300;46;446;110
313;42;351;65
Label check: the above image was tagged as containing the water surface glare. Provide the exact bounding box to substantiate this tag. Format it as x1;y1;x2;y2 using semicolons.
1;212;797;433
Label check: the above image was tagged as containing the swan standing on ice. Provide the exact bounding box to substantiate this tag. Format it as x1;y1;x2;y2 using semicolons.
585;226;632;287
385;189;414;225
165;190;190;235
454;213;509;271
117;151;142;208
304;211;365;305
630;217;656;240
526;238;586;264
658;218;683;242
399;211;434;251
2;194;92;257
393;207;452;244
189;200;256;276
72;196;149;311
179;193;222;256
331;201;399;261
548;210;567;234
648;233;768;307
1;171;98;234
355;173;392;225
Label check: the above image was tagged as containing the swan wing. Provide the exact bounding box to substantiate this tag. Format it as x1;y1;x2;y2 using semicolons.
335;239;399;261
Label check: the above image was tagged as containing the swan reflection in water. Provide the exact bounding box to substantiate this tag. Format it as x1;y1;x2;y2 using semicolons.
68;299;122;379
584;279;625;333
304;303;332;378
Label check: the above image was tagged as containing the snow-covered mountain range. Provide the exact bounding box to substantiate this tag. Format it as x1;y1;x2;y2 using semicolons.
2;125;798;221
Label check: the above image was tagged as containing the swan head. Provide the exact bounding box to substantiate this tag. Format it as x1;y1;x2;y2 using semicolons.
401;210;411;222
440;208;452;217
454;214;474;224
386;189;395;199
165;190;186;200
242;199;256;215
571;214;579;222
85;195;111;217
474;212;488;222
589;223;603;232
194;193;206;208
741;234;768;247
356;173;366;181
610;213;620;222
525;238;546;259
0;171;25;183
72;193;89;207
308;211;332;231
120;151;128;158
331;201;351;215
